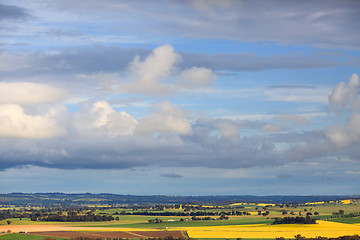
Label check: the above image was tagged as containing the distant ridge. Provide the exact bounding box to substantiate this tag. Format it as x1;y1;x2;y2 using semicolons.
0;193;359;205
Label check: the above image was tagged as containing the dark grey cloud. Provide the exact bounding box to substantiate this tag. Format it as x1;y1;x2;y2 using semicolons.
277;173;294;179
180;0;360;50
43;0;360;49
0;47;148;77
0;113;358;190
180;52;343;72
2;0;357;50
0;3;30;21
0;119;334;172
267;85;315;89
0;47;349;80
160;172;183;178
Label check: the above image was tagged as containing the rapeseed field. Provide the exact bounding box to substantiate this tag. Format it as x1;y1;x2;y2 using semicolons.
174;220;360;238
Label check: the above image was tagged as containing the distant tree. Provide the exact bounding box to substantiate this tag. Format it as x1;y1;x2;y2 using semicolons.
219;212;229;220
6;220;11;225
294;234;305;240
339;210;345;215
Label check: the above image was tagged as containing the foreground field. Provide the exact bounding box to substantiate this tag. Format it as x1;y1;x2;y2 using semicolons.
178;220;360;238
28;230;186;239
1;220;359;239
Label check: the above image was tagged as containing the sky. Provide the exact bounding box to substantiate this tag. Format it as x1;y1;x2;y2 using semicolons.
0;0;360;196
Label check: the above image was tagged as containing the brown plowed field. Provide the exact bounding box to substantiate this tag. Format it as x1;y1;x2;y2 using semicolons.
28;230;187;239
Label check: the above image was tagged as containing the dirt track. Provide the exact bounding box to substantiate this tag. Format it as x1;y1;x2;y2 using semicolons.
28;230;186;239
0;224;109;232
0;225;187;239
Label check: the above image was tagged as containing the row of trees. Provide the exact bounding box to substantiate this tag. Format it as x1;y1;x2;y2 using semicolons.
129;210;250;217
273;216;316;225
68;234;360;240
69;237;191;240
292;234;360;240
0;210;29;220
34;214;114;222
31;211;114;222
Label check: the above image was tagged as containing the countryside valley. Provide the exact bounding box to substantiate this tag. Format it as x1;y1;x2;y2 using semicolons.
0;193;359;239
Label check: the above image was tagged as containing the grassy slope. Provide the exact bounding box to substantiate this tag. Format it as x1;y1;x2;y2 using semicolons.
327;217;360;224
0;233;65;240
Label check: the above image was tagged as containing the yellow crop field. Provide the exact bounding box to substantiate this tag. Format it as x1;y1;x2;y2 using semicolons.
173;220;360;239
257;203;276;207
304;201;324;205
340;199;352;204
202;205;224;208
230;203;243;206
230;202;275;207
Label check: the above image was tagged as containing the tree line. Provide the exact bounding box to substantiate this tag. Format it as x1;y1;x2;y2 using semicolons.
117;210;250;217
67;234;360;240
272;216;316;225
30;211;113;222
69;237;191;240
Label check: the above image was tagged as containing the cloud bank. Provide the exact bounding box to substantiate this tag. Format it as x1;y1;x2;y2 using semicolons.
0;75;358;171
14;0;357;50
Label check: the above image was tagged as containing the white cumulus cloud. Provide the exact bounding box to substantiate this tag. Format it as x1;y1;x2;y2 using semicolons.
135;101;192;135
176;67;217;89
0;104;66;139
326;73;360;147
91;44;217;96
329;73;360;110
120;44;180;96
75;101;137;137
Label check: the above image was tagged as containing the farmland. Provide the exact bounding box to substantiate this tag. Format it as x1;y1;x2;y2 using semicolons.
0;195;359;239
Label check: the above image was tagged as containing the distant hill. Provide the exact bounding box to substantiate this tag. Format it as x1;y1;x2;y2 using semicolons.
0;193;358;206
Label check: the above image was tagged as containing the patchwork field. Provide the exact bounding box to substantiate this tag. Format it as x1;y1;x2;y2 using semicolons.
0;199;359;239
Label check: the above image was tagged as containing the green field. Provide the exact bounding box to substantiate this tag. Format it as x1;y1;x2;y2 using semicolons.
0;234;65;240
327;216;360;224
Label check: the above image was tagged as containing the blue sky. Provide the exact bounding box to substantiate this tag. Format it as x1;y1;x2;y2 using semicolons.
0;0;359;195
